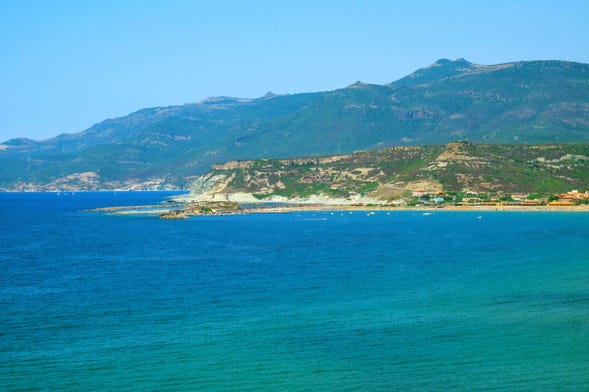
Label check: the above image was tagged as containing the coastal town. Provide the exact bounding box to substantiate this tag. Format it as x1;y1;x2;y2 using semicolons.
152;189;589;219
408;188;589;207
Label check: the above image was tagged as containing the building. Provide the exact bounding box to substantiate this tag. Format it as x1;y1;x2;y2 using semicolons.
557;190;587;202
522;200;540;206
412;188;429;197
511;193;528;201
549;200;575;206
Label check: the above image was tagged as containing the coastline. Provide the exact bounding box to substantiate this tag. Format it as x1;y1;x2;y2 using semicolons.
78;192;589;217
172;191;589;214
240;203;589;214
84;201;589;218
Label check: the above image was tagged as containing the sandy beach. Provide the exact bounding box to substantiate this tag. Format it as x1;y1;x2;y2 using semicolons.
239;203;589;214
83;199;589;217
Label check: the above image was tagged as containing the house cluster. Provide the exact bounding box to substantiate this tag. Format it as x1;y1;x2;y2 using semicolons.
410;188;589;207
549;190;589;206
411;189;446;198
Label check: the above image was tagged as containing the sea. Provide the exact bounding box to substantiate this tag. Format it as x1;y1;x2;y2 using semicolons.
1;191;588;391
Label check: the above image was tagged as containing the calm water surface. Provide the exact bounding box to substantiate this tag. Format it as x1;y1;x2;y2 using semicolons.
1;192;588;391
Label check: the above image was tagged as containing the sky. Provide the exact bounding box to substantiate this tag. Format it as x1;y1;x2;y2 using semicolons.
1;0;588;142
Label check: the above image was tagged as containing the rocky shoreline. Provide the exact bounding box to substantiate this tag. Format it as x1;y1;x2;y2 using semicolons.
84;201;243;219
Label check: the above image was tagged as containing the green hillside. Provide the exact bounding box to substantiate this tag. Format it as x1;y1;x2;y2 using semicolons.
189;142;589;202
1;59;589;190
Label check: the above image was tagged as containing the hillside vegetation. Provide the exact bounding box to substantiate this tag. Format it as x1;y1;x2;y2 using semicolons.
1;58;589;190
188;142;589;203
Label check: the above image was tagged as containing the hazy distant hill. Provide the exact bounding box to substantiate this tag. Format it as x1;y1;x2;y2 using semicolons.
1;58;588;190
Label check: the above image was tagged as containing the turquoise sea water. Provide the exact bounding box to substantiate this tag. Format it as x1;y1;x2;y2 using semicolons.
1;192;588;391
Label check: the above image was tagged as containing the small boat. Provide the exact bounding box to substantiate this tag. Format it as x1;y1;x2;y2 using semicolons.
422;212;433;216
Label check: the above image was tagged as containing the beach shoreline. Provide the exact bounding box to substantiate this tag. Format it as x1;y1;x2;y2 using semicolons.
172;191;589;215
85;202;589;217
240;203;589;214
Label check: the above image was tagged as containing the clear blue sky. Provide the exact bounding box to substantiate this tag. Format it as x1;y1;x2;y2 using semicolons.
1;0;588;141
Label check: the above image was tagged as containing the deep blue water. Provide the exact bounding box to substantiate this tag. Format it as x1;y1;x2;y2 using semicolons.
1;192;588;391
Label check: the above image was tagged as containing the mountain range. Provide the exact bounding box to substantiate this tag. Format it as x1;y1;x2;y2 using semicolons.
1;58;589;191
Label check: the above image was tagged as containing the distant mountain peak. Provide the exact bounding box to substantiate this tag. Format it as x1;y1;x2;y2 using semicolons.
347;81;368;89
432;58;471;66
261;91;277;99
392;57;477;86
